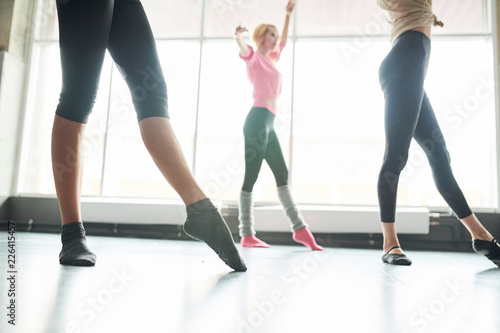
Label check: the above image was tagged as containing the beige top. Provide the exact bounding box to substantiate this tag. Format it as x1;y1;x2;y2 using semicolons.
377;0;443;43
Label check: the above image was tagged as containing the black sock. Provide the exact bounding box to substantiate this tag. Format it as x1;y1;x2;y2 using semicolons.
183;199;247;272
59;222;96;266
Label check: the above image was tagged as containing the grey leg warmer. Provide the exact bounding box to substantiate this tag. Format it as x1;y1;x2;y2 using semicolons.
238;190;255;237
277;185;308;231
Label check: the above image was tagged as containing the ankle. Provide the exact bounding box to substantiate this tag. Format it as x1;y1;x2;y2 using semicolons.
383;241;399;250
61;221;87;245
471;232;493;242
383;244;403;253
292;228;323;251
240;235;270;248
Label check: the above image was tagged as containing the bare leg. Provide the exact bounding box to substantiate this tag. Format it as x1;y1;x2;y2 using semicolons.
380;222;412;265
52;115;207;216
381;222;404;254
52;115;96;266
139;117;205;205
382;215;495;254
51;115;85;225
139;117;246;271
459;214;493;241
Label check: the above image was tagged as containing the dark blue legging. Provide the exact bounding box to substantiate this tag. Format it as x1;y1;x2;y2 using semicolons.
56;0;168;124
378;30;472;222
242;107;288;192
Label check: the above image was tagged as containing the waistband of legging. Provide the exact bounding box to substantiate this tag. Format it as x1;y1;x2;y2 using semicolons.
393;29;431;46
252;102;277;115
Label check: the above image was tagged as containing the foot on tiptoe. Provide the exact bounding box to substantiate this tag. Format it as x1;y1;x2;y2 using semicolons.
240;235;270;248
292;227;323;251
473;238;500;268
183;198;247;272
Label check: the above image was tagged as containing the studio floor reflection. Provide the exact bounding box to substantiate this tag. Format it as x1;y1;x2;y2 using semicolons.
1;232;499;333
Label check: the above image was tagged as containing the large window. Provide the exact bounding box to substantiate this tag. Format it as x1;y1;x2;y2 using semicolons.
18;0;498;210
291;39;496;209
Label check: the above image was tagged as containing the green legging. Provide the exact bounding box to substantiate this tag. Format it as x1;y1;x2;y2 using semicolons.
242;107;288;192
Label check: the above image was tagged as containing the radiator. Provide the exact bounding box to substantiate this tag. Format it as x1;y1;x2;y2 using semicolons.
254;205;430;234
81;199;429;234
81;198;190;224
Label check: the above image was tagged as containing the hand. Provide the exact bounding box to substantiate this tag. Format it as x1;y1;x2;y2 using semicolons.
285;0;296;15
235;24;248;36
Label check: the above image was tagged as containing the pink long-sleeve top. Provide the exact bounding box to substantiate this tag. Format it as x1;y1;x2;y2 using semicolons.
239;42;286;115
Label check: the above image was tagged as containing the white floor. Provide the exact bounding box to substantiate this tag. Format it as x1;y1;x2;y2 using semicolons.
1;232;499;333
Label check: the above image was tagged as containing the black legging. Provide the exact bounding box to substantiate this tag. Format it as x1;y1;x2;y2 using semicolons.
242;107;288;192
56;0;168;124
378;30;472;222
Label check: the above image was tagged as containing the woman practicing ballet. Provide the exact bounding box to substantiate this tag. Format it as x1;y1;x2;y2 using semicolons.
376;0;499;266
234;0;322;250
53;0;246;271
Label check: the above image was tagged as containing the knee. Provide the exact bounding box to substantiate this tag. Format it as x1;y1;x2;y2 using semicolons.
121;65;169;122
277;169;289;187
381;149;409;175
429;148;452;170
134;84;169;121
242;176;258;192
420;139;451;167
56;92;96;124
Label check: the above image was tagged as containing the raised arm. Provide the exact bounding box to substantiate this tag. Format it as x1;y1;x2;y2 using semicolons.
235;24;250;55
280;0;296;45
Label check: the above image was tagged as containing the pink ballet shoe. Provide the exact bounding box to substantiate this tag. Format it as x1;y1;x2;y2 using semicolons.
293;227;323;251
241;235;271;248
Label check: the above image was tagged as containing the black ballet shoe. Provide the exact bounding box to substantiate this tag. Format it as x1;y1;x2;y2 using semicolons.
382;246;412;266
472;238;500;268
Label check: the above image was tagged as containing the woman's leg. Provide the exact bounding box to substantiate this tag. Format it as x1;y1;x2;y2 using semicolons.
265;131;323;250
265;130;301;230
380;222;401;253
461;215;493;241
378;89;426;223
51;116;85;225
241;109;270;193
139;118;246;271
139;118;205;205
414;93;494;242
52;116;97;266
377;32;430;256
378;92;423;255
53;0;114;266
239;108;270;247
107;0;245;271
53;0;113;224
413;92;499;267
108;1;203;202
263;130;288;188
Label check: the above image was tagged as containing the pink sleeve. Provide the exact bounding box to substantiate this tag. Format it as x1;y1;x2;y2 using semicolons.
239;45;255;64
269;41;286;63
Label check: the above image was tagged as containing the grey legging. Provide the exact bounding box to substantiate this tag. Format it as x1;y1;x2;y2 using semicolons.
56;0;168;124
377;30;472;222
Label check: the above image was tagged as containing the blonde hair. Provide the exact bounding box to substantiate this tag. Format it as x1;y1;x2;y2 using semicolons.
252;24;279;48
